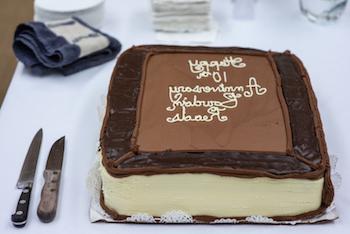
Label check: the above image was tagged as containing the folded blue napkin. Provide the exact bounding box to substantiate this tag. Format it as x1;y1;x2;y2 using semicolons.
13;17;121;76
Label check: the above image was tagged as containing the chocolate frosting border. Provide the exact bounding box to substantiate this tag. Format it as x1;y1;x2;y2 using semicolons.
99;45;334;222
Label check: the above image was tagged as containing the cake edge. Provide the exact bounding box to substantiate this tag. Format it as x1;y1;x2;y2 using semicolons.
98;45;334;222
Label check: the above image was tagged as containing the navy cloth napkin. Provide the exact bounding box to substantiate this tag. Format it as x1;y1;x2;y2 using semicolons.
13;17;121;76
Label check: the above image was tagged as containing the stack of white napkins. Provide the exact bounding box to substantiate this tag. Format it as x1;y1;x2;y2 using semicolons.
152;0;212;33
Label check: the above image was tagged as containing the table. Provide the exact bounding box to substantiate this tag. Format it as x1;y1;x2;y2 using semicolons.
0;0;349;233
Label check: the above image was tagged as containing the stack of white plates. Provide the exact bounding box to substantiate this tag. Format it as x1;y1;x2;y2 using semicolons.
34;0;105;28
151;0;212;32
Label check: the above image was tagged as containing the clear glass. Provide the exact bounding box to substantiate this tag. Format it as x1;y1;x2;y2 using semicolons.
300;0;348;23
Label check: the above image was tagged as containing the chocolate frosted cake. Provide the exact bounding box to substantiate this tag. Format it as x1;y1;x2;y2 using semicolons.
99;45;334;223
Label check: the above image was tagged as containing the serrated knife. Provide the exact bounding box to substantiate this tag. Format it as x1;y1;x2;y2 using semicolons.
11;129;43;228
37;136;65;223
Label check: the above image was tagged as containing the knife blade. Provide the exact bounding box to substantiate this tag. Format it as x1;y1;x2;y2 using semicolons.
37;136;65;223
11;128;43;228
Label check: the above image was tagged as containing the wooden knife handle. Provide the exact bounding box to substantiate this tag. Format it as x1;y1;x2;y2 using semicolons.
11;186;32;228
37;170;61;223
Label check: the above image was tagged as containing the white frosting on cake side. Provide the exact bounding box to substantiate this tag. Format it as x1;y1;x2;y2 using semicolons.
100;165;324;218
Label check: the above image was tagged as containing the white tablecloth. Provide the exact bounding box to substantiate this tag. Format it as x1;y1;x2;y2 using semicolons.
0;0;349;233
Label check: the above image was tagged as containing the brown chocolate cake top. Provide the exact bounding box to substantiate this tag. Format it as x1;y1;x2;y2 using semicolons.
135;52;290;153
99;45;331;183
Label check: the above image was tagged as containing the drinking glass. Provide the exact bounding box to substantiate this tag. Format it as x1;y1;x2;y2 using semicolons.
300;0;348;23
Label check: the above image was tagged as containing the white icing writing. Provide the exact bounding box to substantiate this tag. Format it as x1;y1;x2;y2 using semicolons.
166;77;267;123
188;56;246;80
166;57;268;123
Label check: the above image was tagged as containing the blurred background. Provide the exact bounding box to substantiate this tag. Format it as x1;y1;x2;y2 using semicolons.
0;0;33;106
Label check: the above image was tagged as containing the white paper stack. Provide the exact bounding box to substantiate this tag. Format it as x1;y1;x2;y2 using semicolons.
152;0;212;33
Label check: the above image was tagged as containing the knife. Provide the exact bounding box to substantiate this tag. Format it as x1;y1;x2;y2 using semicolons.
11;129;43;228
37;136;65;223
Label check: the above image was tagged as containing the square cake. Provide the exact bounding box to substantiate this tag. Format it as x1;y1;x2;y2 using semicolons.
99;45;334;223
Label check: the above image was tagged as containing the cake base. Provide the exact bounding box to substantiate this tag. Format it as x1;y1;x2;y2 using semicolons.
100;166;324;219
88;161;338;224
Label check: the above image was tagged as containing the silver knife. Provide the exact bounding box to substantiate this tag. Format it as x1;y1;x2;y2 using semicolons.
11;129;43;228
37;136;65;223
